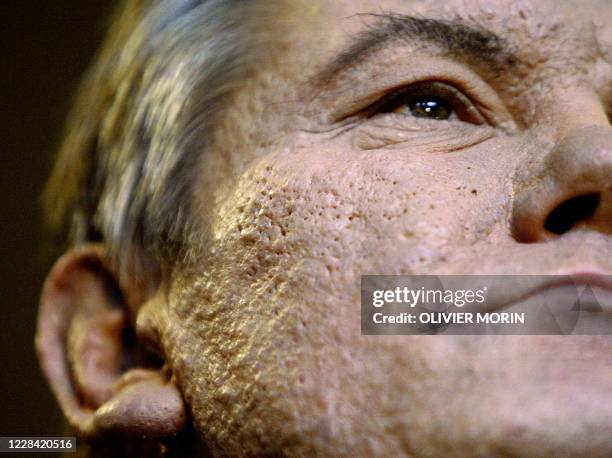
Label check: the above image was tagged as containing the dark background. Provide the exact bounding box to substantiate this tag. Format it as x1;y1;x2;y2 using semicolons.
1;1;113;449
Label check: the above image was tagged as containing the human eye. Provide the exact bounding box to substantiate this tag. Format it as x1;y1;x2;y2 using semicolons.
346;80;499;151
366;81;487;125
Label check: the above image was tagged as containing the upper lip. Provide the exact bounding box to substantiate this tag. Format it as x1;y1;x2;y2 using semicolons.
464;272;612;314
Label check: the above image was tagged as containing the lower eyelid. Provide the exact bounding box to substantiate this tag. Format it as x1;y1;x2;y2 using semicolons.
352;115;496;151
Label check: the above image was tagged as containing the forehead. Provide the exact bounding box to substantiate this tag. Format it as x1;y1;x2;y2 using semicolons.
298;0;610;24
285;0;611;52
259;0;612;117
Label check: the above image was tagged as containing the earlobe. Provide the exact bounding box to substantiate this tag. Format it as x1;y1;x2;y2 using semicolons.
36;245;186;440
93;369;186;438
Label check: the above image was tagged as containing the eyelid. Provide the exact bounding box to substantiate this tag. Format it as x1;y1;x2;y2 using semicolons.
364;81;487;125
323;58;516;131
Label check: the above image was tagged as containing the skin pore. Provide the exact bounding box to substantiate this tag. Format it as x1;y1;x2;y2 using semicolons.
38;0;611;456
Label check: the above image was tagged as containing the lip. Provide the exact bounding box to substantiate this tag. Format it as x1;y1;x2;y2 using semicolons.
394;273;612;335
564;271;612;291
483;272;612;314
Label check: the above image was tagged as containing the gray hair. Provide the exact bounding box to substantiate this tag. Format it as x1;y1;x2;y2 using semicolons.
46;0;258;273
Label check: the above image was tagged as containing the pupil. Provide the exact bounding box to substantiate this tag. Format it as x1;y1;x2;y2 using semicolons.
408;98;451;120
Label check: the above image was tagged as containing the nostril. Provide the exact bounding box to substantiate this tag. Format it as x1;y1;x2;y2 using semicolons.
543;193;601;235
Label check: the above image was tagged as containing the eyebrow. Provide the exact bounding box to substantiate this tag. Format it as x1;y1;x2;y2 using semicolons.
313;13;517;86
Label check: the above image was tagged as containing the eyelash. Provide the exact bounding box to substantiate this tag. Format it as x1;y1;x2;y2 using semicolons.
363;81;487;125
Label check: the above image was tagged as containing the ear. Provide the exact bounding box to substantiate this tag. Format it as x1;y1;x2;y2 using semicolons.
36;244;186;440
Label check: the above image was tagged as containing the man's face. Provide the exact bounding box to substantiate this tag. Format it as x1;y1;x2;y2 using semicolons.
162;0;611;455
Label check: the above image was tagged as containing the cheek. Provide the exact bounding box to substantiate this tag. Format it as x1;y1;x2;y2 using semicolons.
213;146;511;275
168;143;516;453
204;143;516;346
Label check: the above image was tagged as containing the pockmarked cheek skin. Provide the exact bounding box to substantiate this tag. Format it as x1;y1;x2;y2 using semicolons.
162;133;611;456
212;140;516;277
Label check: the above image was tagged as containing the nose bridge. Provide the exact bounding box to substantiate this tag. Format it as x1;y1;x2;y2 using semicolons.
511;125;612;243
545;126;612;192
548;87;610;137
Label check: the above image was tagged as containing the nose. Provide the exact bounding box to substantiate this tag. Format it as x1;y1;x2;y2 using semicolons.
512;126;612;243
